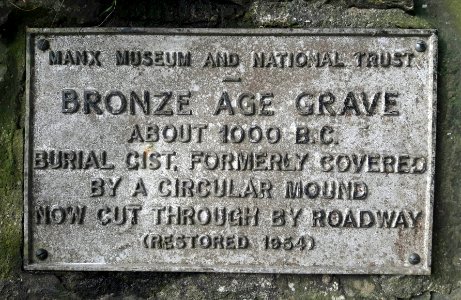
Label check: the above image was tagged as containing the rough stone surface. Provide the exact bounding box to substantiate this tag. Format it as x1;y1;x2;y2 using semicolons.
0;0;460;298
247;0;427;28
0;2;11;26
348;0;414;11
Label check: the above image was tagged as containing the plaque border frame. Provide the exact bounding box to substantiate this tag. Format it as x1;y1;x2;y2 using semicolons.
24;28;437;274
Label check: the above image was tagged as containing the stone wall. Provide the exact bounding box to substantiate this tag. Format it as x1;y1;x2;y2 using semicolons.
0;0;460;298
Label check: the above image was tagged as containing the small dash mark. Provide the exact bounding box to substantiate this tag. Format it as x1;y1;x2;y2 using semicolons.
223;77;242;83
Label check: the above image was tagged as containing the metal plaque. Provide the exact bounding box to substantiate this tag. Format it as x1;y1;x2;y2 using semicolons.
24;28;437;274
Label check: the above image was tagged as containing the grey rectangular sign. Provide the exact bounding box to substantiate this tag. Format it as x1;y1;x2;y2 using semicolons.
24;28;437;274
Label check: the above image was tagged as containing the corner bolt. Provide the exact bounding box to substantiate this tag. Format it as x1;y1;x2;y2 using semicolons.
35;248;48;260
415;41;427;52
36;39;50;51
408;253;421;265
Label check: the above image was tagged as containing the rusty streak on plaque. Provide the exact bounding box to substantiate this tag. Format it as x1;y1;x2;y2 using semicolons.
24;28;437;274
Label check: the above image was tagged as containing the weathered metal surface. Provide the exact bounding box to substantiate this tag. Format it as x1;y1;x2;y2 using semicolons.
24;28;437;274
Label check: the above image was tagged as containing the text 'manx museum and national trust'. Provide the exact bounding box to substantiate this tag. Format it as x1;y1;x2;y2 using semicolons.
24;28;437;274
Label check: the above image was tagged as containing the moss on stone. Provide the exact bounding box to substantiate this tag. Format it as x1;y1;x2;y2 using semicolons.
0;29;25;279
445;0;461;33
